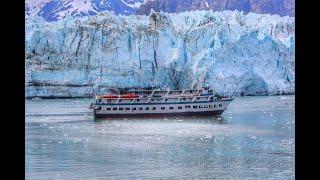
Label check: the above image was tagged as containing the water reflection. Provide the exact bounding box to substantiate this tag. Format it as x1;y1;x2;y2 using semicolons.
94;115;228;125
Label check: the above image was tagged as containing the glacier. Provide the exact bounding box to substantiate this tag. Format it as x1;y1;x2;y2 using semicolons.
25;10;295;98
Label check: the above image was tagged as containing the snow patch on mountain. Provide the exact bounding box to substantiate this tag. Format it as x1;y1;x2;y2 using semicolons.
25;0;152;21
119;0;149;8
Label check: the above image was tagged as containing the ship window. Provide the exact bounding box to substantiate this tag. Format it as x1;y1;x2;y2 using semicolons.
161;107;165;110
119;107;123;110
137;99;140;102
164;98;167;101
185;105;188;108
133;107;136;110
145;107;149;110
139;107;143;110
113;108;117;110
151;99;154;101
152;107;156;110
126;107;130;110
178;107;182;109
199;105;202;108
197;97;200;100
119;99;122;102
188;105;191;108
193;106;197;108
182;98;186;101
107;108;111;111
219;104;222;107
169;107;174;109
214;104;216;107
209;105;211;108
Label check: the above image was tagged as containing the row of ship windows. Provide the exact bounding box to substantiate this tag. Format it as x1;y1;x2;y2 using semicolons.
122;97;211;101
101;104;223;111
99;97;213;103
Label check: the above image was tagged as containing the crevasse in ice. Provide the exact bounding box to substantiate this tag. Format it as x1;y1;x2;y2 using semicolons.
25;10;295;97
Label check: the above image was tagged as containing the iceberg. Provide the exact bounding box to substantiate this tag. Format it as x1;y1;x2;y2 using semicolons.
25;10;295;98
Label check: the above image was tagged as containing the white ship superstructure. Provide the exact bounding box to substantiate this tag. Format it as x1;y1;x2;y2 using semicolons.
89;88;233;118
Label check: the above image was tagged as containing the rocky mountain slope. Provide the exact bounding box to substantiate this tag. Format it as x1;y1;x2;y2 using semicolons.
25;0;151;21
25;0;294;22
137;0;295;16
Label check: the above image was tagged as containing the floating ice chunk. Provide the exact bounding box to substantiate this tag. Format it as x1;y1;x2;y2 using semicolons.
205;134;213;139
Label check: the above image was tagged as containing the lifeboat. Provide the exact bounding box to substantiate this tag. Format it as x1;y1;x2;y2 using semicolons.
120;93;139;98
97;93;139;99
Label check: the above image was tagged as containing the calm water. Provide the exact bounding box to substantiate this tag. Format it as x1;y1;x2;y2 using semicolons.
26;96;295;179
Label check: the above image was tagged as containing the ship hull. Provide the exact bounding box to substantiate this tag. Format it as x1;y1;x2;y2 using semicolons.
94;110;225;118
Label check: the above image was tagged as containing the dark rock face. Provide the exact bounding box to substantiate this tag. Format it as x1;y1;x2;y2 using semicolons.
136;0;295;16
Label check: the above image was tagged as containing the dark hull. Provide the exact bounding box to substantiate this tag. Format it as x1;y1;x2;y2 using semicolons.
94;110;225;119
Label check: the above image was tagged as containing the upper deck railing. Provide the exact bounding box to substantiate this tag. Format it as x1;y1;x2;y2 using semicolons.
126;88;212;98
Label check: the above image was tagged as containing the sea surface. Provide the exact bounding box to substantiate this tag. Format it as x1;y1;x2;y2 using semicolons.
25;96;295;179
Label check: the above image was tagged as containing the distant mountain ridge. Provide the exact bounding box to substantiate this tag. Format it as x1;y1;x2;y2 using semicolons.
25;0;294;21
137;0;295;16
25;0;150;21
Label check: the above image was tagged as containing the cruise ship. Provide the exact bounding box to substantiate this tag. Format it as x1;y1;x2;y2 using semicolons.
89;87;234;118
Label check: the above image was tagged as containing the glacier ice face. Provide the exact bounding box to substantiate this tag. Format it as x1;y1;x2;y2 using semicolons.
25;10;295;98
